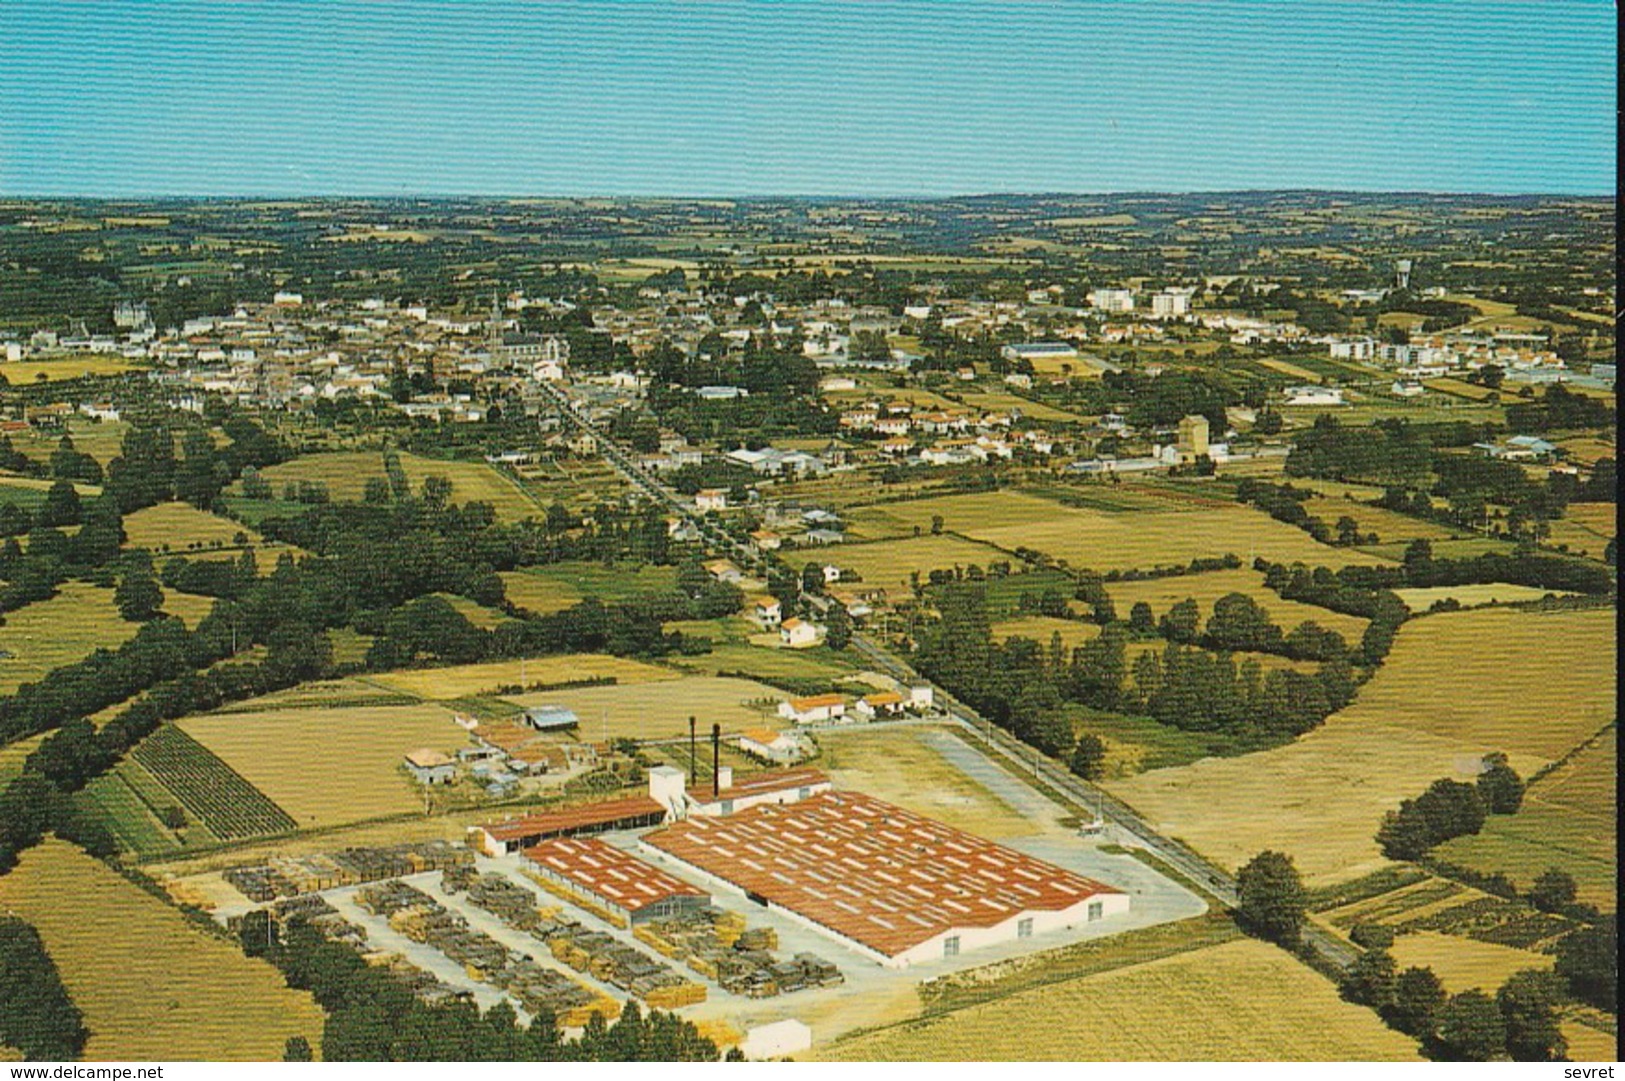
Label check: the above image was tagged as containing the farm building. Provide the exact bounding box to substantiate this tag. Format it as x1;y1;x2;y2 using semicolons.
853;692;905;720
748;596;783;628
779;618;825;648
523;836;709;926
403;749;456;785
651;764;829;817
703;557;743;582
471;795;668;856
519;705;580;732
641;791;1129;969
737;728;805;765
778;693;846;725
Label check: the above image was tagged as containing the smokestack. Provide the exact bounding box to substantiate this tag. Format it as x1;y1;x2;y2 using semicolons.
689;716;697;785
711;723;721;799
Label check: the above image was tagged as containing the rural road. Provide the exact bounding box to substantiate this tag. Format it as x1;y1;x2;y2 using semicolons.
537;377;1360;976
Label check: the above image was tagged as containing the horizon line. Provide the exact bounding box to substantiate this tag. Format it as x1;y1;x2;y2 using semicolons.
0;187;1615;203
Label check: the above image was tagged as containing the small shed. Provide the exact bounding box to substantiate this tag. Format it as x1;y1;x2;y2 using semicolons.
740;1019;812;1061
404;749;455;786
520;705;580;732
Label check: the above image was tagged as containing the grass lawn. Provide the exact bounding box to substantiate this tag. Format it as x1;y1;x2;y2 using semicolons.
1066;705;1247;775
1108;606;1615;887
664;639;860;684
0;841;325;1061
823;939;1419;1061
816;726;1044;840
180;702;466;829
0;582;140;695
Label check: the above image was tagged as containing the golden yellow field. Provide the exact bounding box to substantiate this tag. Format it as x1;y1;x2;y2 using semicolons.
818;726;1043;840
367;653;679;698
846;490;1385;573
181;702;465;828
0;841;325;1061
1392;583;1576;611
1299;497;1458;543
0;733;45;788
1434;728;1617;908
0;356;145;382
992;615;1102;650
829;534;1011;593
1257;357;1323;382
160;588;218;628
122;502;264;551
498;570;580;614
1390;931;1552;993
955;389;1088;422
1109;607;1613;885
0;582;140;695
508;675;784;740
1349;607;1615;761
1104;568;1369;639
256;451;539;522
1562;1018;1619;1062
1562;502;1616;535
822;939;1419;1061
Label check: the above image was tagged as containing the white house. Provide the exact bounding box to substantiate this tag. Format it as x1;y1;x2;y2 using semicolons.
777;693;845;725
853;691;906;720
695;489;728;512
778;618;824;648
748;596;783;628
736;728;805;765
1283;385;1346;406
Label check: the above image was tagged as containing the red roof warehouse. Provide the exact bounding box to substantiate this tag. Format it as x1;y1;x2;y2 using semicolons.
641;790;1128;967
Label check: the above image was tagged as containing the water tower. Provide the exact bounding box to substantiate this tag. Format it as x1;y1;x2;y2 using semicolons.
1395;259;1413;291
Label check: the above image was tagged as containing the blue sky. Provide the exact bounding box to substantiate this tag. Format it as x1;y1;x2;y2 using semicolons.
0;1;1614;196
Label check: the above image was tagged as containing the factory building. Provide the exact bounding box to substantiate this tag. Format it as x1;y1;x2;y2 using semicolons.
641;791;1129;969
470;795;667;856
523;836;709;926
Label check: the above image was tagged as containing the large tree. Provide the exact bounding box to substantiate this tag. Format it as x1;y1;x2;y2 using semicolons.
1235;850;1307;948
1435;990;1506;1062
1496;969;1567;1062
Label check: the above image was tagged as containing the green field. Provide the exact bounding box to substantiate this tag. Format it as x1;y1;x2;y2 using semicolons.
0;582;140;695
844;490;1386;573
252;451;540;522
499;560;679;615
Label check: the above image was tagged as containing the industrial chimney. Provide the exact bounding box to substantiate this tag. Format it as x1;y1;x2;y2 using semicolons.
711;723;721;799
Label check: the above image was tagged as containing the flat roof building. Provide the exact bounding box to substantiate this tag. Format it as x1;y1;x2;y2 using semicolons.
642;791;1128;968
